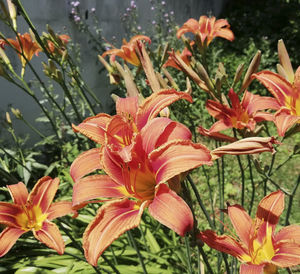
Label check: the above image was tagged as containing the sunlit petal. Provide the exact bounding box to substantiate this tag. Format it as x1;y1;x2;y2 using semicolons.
272;242;300;267
72;113;111;144
148;183;193;236
198;126;237;142
47;201;76;221
33;221;65;255
274;225;300;244
83;199;148;266
116;96;139;119
228;205;253;249
198;230;250;261
149;140;212;184
29;176;59;213
274;108;300;136
136;89;193;130
70;148;102;182
253;71;293;105
72;175;126;208
256;190;284;228
239;264;264;274
141;117;191;153
0;227;25;257
7;182;28;205
0;202;22;227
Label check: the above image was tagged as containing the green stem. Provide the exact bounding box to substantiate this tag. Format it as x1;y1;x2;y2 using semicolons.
184;235;193;274
202;166;216;227
21;117;46;139
236;154;245;207
198;245;213;274
247;155;255;215
285;175;300;225
127;230;148;274
187;174;214;229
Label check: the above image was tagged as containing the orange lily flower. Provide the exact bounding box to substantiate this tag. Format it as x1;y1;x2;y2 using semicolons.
71;90;213;266
176;15;234;46
0;176;75;257
72;89;193;163
163;47;192;70
198;190;300;273
201;89;278;135
253;68;300;136
2;33;41;68
47;34;70;53
102;35;151;66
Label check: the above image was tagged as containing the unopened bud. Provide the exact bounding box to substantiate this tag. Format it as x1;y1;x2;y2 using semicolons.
5;112;11;124
11;108;22;119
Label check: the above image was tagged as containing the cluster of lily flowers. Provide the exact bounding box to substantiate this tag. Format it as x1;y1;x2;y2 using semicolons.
0;13;300;274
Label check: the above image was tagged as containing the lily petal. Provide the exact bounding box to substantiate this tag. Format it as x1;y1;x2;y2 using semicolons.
7;182;28;205
274;224;300;245
136;89;193;130
228;205;253;249
256;190;284;228
274;108;300;137
47;201;76;221
242;91;280;113
239;264;264;274
72;113;111;144
141;117;191;154
0;202;22;227
198;230;250;261
148;183;193;236
0;227;26;257
198;126;237;142
252;71;293;105
70;148;102;182
33;221;65;255
116;96;139;120
149;140;212;184
83;199;147;266
272;242;300;267
29;176;59;213
72;175;125;207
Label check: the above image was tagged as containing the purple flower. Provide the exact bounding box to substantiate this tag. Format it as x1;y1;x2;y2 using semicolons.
152;20;156;24
137;26;141;30
166;19;169;23
170;11;174;15
151;6;155;10
91;8;96;13
126;7;130;12
130;1;136;8
164;13;168;17
74;15;81;22
71;1;80;7
161;1;166;5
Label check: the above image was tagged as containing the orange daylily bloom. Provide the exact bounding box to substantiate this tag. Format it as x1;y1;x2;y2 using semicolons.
47;34;70;53
163;47;192;70
253;68;300;136
200;89;278;136
199;190;300;273
0;176;75;257
177;15;234;46
71;90;213;266
1;32;41;68
102;35;151;66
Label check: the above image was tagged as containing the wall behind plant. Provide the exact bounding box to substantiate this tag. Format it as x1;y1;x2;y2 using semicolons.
0;0;227;143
